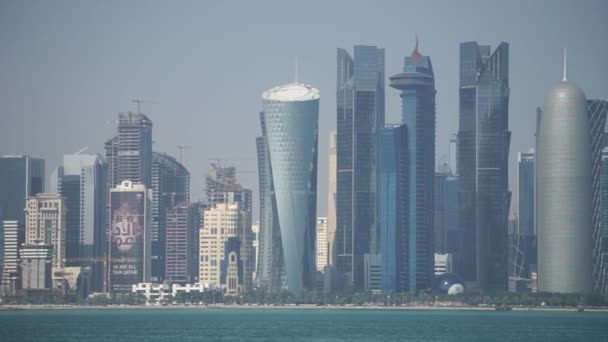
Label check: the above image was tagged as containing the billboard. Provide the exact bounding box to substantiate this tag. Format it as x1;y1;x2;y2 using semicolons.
109;190;145;293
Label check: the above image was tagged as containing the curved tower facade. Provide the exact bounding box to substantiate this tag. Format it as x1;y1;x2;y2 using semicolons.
538;74;592;293
259;83;319;295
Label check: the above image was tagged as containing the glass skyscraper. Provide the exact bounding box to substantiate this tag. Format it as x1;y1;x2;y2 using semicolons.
389;41;436;292
150;152;190;283
378;125;408;293
457;42;511;292
435;169;460;255
0;156;45;223
507;151;537;281
0;156;44;290
518;151;535;236
55;153;107;291
589;100;608;293
601;148;608;294
336;46;385;289
257;83;319;295
256;122;282;290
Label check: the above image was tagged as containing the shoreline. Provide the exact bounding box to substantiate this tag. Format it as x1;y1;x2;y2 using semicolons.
2;304;608;313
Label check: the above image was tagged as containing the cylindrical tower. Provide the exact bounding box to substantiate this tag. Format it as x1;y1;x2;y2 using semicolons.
261;83;319;295
538;78;592;293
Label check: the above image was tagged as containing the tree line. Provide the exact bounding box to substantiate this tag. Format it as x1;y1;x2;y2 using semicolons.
3;289;608;307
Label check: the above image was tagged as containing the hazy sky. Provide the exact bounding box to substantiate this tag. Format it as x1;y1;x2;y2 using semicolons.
1;0;607;219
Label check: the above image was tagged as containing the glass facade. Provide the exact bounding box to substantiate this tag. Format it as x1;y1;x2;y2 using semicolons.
259;83;319;295
379;125;408;293
0;156;45;224
518;152;535;236
389;46;436;292
457;42;511;291
336;46;385;289
56;154;107;291
435;171;460;255
590;100;608;294
150;152;190;283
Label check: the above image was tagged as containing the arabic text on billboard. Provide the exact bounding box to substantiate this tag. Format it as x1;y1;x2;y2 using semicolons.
110;191;144;293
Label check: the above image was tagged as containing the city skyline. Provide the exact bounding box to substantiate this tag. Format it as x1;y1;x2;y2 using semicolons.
0;1;607;298
2;1;607;219
2;2;608;340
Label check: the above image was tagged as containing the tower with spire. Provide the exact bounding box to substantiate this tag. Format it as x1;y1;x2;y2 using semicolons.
537;49;593;293
385;37;436;292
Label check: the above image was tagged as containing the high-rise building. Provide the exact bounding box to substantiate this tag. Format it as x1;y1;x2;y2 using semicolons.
204;164;253;289
206;164;252;212
151;152;190;282
251;222;259;283
54;154;107;291
336;46;385;289
449;135;458;175
507;151;537;283
434;151;460;258
537;57;592;293
327;131;337;267
588;100;608;294
24;193;66;270
165;203;200;284
601;148;608;293
1;221;23;294
378;124;409;293
20;244;53;290
255;119;281;290
316;217;328;272
518;151;535;236
257;83;319;295
199;203;246;293
0;156;45;223
389;40;436;292
105;112;153;189
108;181;151;293
457;42;511;291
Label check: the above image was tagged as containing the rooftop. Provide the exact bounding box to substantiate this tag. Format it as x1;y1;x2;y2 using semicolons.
262;83;320;102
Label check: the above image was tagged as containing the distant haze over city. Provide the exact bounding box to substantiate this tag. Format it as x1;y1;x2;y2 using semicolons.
1;0;607;217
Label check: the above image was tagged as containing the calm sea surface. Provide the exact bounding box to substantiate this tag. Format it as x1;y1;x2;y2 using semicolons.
0;308;607;341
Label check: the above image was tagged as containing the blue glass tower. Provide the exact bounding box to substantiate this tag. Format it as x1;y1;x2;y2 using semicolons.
389;40;436;292
379;125;409;293
435;170;460;255
336;46;385;289
457;42;511;292
55;154;107;291
258;83;319;295
518;151;535;237
150;152;190;283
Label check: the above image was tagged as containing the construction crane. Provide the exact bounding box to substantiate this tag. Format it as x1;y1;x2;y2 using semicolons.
177;145;192;164
131;99;158;114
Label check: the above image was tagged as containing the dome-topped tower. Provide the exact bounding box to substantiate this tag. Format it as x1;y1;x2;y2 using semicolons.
537;49;593;293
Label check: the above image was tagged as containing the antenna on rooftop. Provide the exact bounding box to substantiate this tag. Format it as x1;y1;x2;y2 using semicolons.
562;48;568;82
295;56;299;83
131;99;158;114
